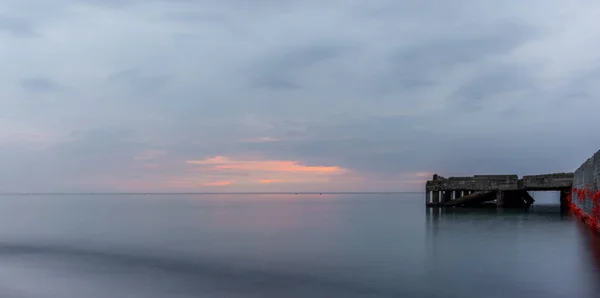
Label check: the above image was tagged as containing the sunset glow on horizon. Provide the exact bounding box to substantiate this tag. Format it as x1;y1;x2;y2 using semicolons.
259;179;285;184
166;180;234;188
156;156;353;190
186;156;346;174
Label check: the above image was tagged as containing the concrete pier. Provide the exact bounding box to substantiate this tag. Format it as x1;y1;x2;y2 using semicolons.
425;173;574;207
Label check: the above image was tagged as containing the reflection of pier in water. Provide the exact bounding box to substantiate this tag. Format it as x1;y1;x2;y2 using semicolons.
576;219;600;271
425;204;571;237
424;205;600;296
424;204;570;258
574;221;600;297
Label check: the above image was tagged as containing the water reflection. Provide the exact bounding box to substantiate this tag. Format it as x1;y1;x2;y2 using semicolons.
575;218;600;270
424;203;600;298
0;194;599;298
573;217;600;298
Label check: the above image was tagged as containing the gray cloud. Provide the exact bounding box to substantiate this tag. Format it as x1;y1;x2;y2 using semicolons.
77;0;143;9
158;12;229;24
0;15;37;37
253;79;303;90
559;65;600;100
19;77;64;93
450;64;532;111
107;68;175;95
1;0;599;192
249;42;355;90
397;22;534;67
379;21;537;93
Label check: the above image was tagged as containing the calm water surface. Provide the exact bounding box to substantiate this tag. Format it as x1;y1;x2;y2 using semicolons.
0;193;598;298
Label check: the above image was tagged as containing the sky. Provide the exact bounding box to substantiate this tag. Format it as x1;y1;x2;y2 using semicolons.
1;0;600;193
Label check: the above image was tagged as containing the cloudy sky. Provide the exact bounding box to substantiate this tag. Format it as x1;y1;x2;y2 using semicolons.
1;0;599;193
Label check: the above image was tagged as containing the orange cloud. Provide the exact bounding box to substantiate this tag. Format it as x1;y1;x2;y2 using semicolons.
162;156;353;190
186;156;345;174
166;180;234;187
259;179;284;184
203;181;233;186
414;172;433;178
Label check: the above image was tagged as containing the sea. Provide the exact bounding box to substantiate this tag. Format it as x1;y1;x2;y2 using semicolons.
0;193;598;298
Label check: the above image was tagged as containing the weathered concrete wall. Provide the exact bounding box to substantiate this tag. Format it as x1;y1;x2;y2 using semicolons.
427;175;518;191
522;173;574;190
426;173;573;192
570;150;600;228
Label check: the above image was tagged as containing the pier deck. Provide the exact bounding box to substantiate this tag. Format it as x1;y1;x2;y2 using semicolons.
425;173;573;207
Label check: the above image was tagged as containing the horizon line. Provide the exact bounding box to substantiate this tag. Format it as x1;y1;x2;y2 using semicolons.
0;191;422;195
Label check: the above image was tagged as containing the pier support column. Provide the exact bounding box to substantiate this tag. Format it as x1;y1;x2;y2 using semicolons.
426;190;431;205
433;191;440;205
560;189;570;211
454;190;461;200
496;191;504;208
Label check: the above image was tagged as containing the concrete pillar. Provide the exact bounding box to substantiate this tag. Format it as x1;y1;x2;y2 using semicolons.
496;191;504;208
433;191;440;205
560;189;570;211
426;190;431;205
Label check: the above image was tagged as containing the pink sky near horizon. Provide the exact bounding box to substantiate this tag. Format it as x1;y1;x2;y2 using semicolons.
0;133;436;193
122;154;434;192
